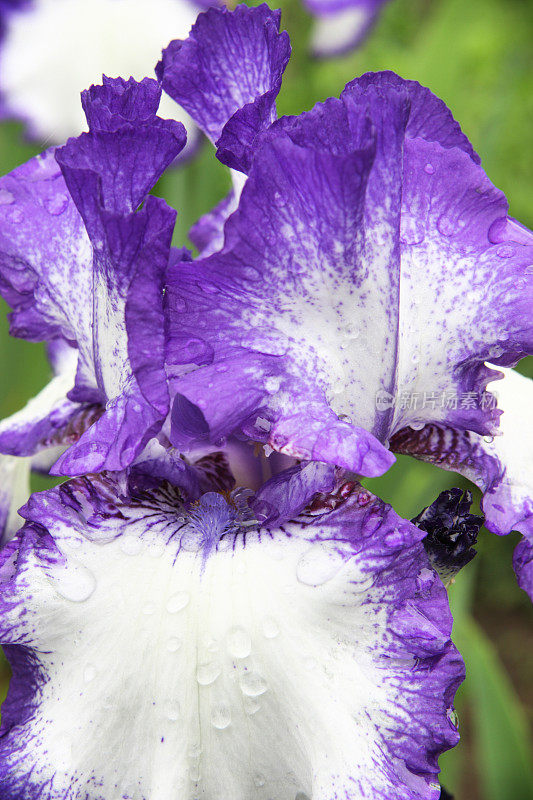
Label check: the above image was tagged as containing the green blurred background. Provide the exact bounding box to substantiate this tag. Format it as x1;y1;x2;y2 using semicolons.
0;0;532;797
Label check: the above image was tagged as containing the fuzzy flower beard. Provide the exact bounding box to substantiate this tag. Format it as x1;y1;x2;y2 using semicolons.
0;473;462;799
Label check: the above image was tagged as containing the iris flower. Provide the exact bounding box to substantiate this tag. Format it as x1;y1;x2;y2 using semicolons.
0;4;530;798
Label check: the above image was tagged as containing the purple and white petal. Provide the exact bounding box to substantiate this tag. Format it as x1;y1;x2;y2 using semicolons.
0;342;81;457
158;4;290;172
0;474;463;798
305;0;390;58
167;72;532;480
391;368;533;596
0;0;206;149
167;84;408;472
0;77;185;475
0;454;29;546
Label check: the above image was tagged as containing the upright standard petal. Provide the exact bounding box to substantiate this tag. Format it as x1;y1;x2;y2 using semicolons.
0;77;186;475
0;0;205;148
166;71;532;482
166;101;402;476
158;4;291;171
0;474;463;799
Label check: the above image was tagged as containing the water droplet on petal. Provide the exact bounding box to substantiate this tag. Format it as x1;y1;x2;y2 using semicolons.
0;188;14;204
227;626;252;659
265;375;281;394
83;664;97;683
262;618;280;639
166;592;190;613
148;541;165;558
424;163;435;175
247;329;289;356
409;421;425;431
47;559;96;603
211;703;231;729
167;637;181;653
447;707;459;728
45;193;68;215
296;543;346;587
240;672;267;697
437;215;455;237
483;435;494;444
496;244;515;258
119;535;143;556
253;774;266;788
165;702;181;722
8;206;23;223
197;662;221;686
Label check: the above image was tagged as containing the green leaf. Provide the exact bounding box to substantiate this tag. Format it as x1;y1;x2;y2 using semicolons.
452;614;533;800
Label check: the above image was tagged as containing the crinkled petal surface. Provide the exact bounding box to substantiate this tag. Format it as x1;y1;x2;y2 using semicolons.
391;368;533;598
158;4;290;170
0;475;462;799
166;72;533;477
0;0;204;146
0;77;185;475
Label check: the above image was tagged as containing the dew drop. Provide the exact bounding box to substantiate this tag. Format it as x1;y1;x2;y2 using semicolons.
197;662;221;686
243;695;261;715
424;163;435;175
437;215;454;237
483;435;494;444
262;617;280;639
385;528;405;548
167;637;181;653
180;530;201;552
8;206;23;223
409;421;425;431
47;559;96;603
447;707;459;728
166;592;190;613
165;702;181;722
265;375;281;394
296;543;346;587
253;774;266;788
240;672;267;697
148;541;165;558
0;188;14;204
496;244;515;258
189;742;202;758
227;626;252;659
211;703;231;730
247;329;289;356
119;535;143;556
83;664;97;683
45;193;68;215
